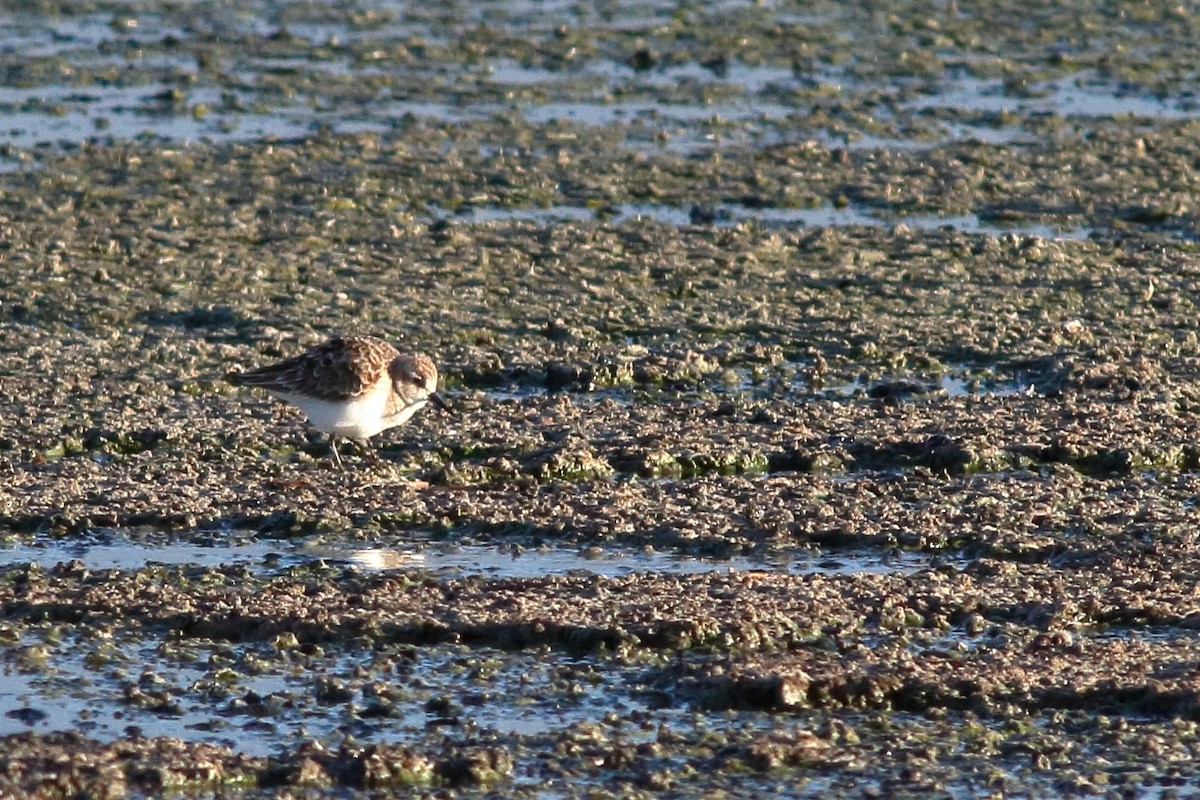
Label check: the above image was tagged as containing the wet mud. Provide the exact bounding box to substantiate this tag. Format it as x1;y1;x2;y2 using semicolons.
4;0;1200;797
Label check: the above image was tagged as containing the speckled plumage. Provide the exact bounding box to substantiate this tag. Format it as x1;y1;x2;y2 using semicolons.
228;335;445;466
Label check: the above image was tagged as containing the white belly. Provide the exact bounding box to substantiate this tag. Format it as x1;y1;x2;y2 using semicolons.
271;388;390;440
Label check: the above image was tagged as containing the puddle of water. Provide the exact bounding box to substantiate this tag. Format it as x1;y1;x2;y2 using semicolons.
0;13;188;58
331;544;766;578
908;73;1200;120
446;201;878;228
748;204;878;227
0;635;675;755
3;72;1160;157
521;99;801;126
0;84;314;149
361;545;943;578
2;5;1199;161
0;536;950;579
0;539;282;573
457;205;598;224
278;21;447;48
486;58;606;87
0;636;216;745
940;121;1034;146
487;57;800;97
831;371;1032;399
0;88;803;152
894;213;1093;240
655;61;801;95
443;201;1091;239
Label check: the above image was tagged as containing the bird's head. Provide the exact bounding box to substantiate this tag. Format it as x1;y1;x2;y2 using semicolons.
390;354;451;412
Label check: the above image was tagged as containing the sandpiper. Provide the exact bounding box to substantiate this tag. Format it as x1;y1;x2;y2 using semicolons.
228;335;448;467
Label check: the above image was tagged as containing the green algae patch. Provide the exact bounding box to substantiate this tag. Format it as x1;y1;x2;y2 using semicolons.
526;444;615;482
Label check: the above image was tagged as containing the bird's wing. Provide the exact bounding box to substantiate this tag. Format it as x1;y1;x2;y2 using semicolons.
229;336;399;401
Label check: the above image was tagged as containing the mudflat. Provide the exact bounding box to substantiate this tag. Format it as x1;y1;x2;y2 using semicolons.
3;0;1200;797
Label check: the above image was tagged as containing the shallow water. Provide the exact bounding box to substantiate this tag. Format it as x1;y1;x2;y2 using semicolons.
0;536;945;579
3;5;1198;161
907;73;1200;120
0;634;694;757
832;371;1033;399
449;201;1094;239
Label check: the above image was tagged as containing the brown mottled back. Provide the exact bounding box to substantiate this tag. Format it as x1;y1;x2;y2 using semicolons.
228;336;399;401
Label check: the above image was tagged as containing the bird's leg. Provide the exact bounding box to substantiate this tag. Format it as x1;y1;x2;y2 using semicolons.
328;435;345;469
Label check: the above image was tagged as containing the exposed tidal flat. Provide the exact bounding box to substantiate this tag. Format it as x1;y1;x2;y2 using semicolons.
4;0;1200;797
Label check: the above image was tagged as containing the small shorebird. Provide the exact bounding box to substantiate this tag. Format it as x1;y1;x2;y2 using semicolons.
228;335;448;467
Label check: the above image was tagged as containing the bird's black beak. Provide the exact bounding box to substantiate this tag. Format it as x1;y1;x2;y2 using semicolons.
430;393;453;414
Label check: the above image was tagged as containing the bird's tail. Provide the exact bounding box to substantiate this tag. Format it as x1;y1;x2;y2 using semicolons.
227;364;295;390
226;369;257;386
